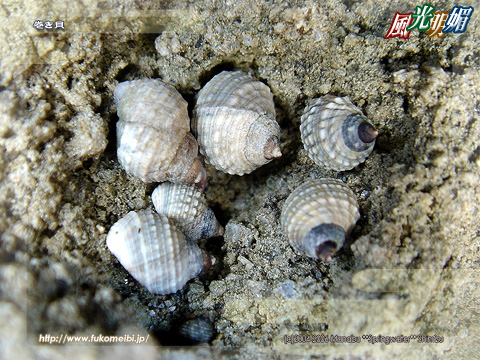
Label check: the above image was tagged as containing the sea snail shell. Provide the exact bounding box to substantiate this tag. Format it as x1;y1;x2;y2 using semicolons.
300;95;378;171
281;178;360;262
114;79;207;188
152;182;224;242
177;316;215;343
192;71;282;175
106;209;215;295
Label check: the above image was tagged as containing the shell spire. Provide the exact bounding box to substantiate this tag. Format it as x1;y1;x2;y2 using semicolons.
357;121;379;144
106;209;215;295
281;178;360;262
192;71;282;175
114;79;207;187
300;95;378;171
152;182;224;242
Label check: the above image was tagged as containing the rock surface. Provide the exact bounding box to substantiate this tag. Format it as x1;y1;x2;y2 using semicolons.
1;0;479;359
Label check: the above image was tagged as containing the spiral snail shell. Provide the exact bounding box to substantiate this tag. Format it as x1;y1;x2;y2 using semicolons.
281;178;360;262
192;71;282;175
106;209;215;295
114;79;207;188
152;182;224;242
177;316;215;343
300;95;378;171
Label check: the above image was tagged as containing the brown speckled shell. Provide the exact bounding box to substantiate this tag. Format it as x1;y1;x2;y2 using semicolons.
192;71;282;175
300;95;377;171
106;209;214;295
281;178;360;261
115;79;206;186
152;182;224;242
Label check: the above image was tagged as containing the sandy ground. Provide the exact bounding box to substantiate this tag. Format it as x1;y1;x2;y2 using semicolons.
0;0;479;359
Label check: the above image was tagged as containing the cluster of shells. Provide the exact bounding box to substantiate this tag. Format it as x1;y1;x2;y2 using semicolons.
106;70;378;296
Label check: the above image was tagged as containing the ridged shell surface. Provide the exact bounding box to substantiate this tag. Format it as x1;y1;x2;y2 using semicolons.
152;182;224;242
115;79;206;186
192;71;282;175
281;178;360;261
300;95;378;171
106;209;214;295
178;316;215;343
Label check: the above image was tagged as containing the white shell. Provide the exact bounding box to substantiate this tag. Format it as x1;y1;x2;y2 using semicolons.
152;182;224;242
115;79;206;187
192;71;282;175
106;209;214;295
300;95;378;171
281;178;360;262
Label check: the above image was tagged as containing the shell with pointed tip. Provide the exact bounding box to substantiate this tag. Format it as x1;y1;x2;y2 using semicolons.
152;182;224;242
115;79;207;187
106;209;215;295
281;178;360;262
192;71;282;175
300;95;378;171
